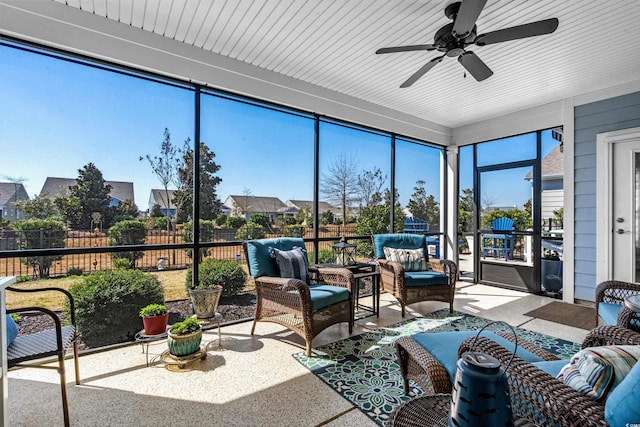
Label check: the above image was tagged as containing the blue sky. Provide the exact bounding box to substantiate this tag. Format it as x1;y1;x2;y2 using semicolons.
1;42;555;213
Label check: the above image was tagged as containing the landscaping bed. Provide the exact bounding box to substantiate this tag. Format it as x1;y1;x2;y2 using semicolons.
15;291;257;351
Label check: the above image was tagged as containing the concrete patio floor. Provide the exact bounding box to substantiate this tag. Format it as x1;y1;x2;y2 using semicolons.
7;282;590;426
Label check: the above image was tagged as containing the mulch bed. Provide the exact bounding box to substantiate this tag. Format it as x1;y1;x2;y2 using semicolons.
14;292;257;351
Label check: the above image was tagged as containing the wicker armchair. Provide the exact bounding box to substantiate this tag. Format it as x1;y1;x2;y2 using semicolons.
595;280;640;332
457;326;640;427
6;286;80;427
372;234;458;317
243;237;355;356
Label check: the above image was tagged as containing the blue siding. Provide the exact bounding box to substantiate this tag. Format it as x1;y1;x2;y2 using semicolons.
573;91;640;301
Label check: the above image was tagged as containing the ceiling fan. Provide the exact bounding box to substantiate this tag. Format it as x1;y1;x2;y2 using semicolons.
376;0;559;87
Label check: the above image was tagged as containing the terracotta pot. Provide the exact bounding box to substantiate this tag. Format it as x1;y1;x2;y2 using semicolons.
142;313;169;336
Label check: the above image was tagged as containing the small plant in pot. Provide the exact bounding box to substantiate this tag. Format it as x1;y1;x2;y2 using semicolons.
139;303;169;336
167;317;202;357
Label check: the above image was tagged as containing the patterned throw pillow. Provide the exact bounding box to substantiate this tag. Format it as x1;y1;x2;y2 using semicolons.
383;247;431;272
271;246;309;284
557;345;640;401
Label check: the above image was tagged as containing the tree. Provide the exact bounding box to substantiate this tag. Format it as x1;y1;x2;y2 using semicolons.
356;189;405;257
458;188;474;233
15;194;59;219
357;167;387;209
107;220;147;266
406;180;440;230
174;141;222;222
13;218;66;278
55;163;112;229
321;153;359;224
142;128;180;236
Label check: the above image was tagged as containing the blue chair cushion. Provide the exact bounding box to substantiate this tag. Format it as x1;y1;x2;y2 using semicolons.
6;314;18;347
404;271;449;286
245;237;306;278
412;331;546;382
598;302;622;326
373;234;427;260
605;360;640;427
308;284;349;311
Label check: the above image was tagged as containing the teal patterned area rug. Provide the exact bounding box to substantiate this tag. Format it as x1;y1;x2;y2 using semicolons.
292;309;580;426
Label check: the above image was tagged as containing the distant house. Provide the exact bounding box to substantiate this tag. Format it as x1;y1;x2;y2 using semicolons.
525;137;564;219
40;177;135;207
148;189;176;217
223;195;292;222
0;182;30;223
285;200;342;222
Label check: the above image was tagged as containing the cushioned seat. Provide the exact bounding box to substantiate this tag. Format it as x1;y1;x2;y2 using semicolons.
411;331;546;381
307;284;350;311
404;271;449;287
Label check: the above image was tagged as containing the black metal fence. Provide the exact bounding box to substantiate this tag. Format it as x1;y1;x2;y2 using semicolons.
0;225;359;279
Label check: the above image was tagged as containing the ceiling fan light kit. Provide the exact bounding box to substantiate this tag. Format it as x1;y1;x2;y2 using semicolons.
376;0;559;87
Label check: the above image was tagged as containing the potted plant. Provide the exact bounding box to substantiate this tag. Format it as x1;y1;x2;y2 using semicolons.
139;303;168;336
541;249;562;293
185;258;247;318
167;317;202;357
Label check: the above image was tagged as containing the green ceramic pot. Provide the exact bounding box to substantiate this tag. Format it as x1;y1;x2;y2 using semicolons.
167;328;202;357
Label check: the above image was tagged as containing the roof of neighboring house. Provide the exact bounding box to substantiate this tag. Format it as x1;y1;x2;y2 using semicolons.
285;200;340;214
0;182;28;206
225;195;288;213
149;189;177;209
40;177;135;203
525;143;564;180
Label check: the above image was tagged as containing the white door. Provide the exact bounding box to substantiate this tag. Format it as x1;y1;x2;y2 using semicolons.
612;139;640;282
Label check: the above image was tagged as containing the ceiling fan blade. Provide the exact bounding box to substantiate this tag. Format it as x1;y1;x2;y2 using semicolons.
452;0;487;39
376;44;437;54
475;18;559;46
458;51;493;81
400;56;444;88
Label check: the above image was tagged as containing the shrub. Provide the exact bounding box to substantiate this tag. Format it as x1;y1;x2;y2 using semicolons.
250;213;270;228
284;224;306;237
182;220;216;260
215;214;228;227
13;217;66;278
112;258;133;269
225;216;246;229
186;258;247;297
107;219;147;265
154;216;169;230
235;221;265;240
67;267;83;276
68;268;164;347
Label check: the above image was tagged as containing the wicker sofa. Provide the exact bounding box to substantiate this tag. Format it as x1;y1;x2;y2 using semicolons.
396;325;640;427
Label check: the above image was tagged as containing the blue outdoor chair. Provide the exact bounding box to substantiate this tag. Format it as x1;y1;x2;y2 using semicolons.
243;237;355;356
482;217;515;260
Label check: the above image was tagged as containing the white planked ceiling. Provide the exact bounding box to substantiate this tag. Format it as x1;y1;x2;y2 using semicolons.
51;0;640;128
